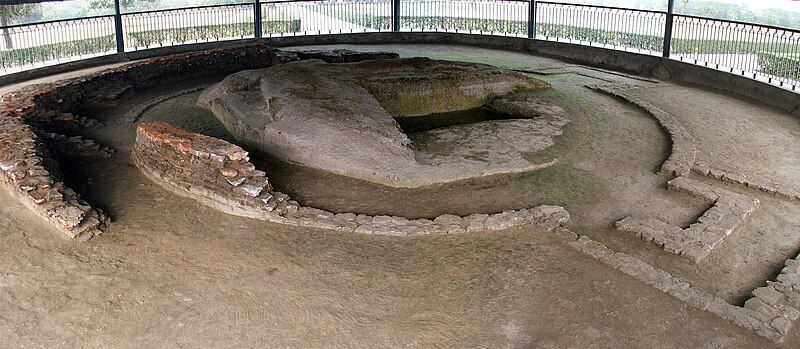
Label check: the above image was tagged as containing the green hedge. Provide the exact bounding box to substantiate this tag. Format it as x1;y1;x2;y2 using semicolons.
0;35;116;70
538;23;663;51
339;13;799;57
339;14;661;50
127;20;301;48
757;52;800;81
0;20;300;70
672;39;798;55
402;16;527;34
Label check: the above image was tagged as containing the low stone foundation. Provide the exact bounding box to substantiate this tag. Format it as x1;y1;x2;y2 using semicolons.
616;176;759;262
132;121;571;236
593;83;800;206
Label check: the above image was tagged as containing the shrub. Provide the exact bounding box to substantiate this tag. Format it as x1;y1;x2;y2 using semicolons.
127;20;301;48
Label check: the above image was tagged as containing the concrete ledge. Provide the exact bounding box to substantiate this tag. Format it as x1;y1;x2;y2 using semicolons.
2;33;797;114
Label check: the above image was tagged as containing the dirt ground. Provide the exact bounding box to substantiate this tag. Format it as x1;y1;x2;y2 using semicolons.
1;44;800;348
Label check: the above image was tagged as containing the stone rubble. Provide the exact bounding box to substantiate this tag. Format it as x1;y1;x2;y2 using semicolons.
616;176;759;263
590;84;697;177
133;121;570;236
0;42;294;240
39;132;114;158
547;210;793;343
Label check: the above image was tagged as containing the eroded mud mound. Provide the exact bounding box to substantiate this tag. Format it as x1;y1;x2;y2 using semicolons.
199;57;565;187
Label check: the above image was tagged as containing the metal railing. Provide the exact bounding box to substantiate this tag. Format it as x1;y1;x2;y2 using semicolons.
0;0;798;91
535;2;666;54
0;15;116;74
262;0;392;36
122;3;256;51
399;0;529;37
671;15;800;88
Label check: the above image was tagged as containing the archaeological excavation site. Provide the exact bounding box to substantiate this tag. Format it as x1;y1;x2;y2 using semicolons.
2;1;800;347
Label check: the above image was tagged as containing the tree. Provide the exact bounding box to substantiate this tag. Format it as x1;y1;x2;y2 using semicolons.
87;0;160;13
0;3;40;49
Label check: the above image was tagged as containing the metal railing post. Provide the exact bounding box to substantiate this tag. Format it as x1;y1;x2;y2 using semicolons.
662;0;675;57
528;0;536;38
254;0;263;38
392;0;400;32
114;0;124;52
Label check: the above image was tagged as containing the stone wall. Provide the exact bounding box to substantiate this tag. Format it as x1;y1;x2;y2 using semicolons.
132;121;571;236
0;42;293;240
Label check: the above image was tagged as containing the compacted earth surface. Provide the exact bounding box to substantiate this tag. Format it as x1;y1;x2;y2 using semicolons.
2;43;800;348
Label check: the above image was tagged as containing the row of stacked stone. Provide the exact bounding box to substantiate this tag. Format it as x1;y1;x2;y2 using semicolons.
0;101;107;240
284;206;570;236
132;122;298;219
744;255;800;338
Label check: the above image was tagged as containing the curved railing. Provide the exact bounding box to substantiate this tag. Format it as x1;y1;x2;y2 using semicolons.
0;0;798;91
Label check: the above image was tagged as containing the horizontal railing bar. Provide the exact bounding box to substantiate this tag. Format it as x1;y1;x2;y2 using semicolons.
536;1;667;15
674;14;800;34
120;2;254;16
259;0;338;5
0;14;115;30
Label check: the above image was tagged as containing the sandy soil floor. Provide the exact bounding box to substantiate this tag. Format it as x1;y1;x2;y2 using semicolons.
1;44;799;348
